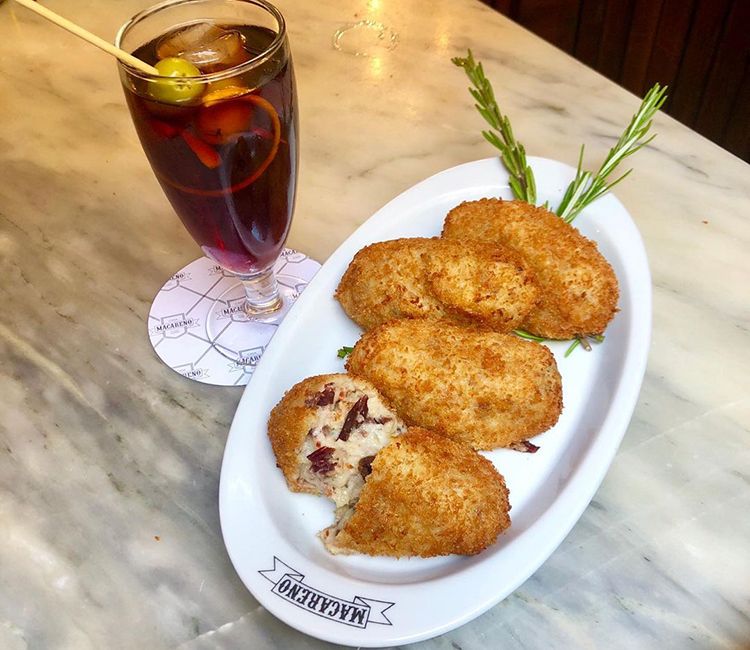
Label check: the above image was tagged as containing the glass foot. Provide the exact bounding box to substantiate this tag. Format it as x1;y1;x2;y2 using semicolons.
206;281;298;364
148;252;320;386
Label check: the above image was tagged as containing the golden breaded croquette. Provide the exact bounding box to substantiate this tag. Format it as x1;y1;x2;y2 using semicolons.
267;374;406;508
442;199;619;339
321;428;511;557
270;379;510;557
346;320;562;450
335;237;539;332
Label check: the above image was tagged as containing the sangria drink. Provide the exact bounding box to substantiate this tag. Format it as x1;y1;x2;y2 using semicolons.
116;0;297;319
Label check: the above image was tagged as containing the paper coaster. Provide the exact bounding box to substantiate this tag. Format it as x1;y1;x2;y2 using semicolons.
147;250;321;386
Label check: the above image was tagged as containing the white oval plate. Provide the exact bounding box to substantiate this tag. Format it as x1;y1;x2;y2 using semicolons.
219;157;651;647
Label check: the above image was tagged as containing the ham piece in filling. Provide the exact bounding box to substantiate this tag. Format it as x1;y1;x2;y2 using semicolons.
297;380;406;509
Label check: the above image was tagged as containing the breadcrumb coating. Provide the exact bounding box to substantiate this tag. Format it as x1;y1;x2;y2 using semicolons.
322;428;511;557
335;237;539;332
442;199;619;339
347;319;563;450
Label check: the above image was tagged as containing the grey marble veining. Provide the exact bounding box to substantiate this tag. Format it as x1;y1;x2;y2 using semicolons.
1;0;749;648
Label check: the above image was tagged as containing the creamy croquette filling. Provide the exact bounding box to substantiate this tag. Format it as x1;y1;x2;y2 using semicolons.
298;381;405;509
319;502;357;551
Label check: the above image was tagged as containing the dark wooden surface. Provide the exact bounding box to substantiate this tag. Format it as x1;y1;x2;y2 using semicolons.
482;0;750;161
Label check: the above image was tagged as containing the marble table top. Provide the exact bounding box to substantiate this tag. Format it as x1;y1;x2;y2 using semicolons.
1;0;748;648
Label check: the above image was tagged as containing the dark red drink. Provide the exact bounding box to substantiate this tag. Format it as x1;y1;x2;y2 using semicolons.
123;24;297;274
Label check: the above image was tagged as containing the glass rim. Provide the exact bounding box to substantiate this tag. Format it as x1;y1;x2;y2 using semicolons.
114;0;287;83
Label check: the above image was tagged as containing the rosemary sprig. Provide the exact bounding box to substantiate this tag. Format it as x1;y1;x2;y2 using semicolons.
564;335;605;357
564;339;581;357
337;346;354;359
556;83;668;223
452;50;536;204
513;329;547;342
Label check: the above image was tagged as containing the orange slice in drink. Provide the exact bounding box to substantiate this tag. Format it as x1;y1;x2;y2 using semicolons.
197;91;254;145
202;85;251;106
159;93;282;196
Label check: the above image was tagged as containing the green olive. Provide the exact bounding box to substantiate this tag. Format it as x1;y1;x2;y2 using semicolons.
149;57;204;104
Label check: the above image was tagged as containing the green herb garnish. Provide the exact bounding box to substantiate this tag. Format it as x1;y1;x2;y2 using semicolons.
513;329;547;342
337;346;354;359
453;49;666;219
564;335;605;357
452;49;536;204
555;83;668;223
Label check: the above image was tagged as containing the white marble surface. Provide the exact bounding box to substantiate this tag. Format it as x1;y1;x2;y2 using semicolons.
1;0;749;648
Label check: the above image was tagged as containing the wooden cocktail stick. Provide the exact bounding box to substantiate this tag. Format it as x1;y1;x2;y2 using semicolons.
12;0;160;75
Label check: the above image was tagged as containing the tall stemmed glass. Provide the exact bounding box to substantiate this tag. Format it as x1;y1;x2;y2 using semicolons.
116;0;298;362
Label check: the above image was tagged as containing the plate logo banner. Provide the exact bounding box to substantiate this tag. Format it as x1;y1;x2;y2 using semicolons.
259;557;395;629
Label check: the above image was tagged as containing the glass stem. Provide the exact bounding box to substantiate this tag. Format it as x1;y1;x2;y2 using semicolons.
240;267;282;315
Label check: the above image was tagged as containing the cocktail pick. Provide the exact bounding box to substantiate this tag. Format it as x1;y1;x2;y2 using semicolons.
12;0;159;75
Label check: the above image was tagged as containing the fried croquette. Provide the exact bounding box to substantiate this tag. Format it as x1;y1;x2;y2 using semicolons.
335;237;539;332
321;428;511;557
267;374;406;508
442;198;619;339
346;319;563;450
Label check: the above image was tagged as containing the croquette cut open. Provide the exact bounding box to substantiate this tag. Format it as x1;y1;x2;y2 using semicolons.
268;374;512;557
268;373;406;508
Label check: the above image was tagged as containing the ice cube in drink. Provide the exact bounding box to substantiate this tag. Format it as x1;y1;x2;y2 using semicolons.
156;22;251;72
